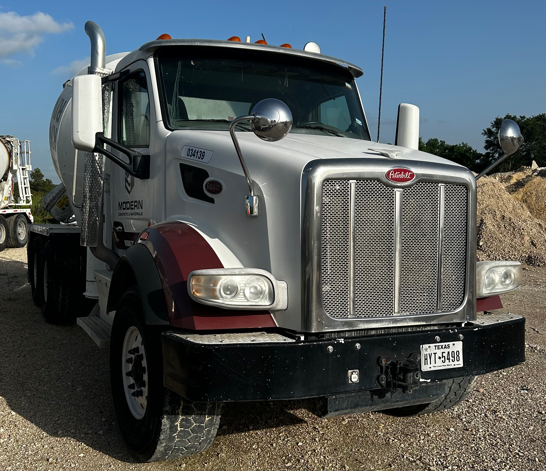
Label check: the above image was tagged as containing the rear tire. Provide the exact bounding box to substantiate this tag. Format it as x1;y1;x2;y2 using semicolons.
383;376;476;417
0;216;7;252
40;241;79;324
7;214;28;248
110;288;221;462
29;237;43;306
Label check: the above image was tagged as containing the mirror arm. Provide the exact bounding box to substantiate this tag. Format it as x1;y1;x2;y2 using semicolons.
229;116;259;217
94;133;150;179
475;153;511;180
229;115;255;196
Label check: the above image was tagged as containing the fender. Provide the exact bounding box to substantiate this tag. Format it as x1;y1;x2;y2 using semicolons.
107;242;169;325
476;295;503;312
139;221;276;330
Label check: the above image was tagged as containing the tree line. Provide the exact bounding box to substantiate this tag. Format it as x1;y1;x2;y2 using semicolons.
420;113;546;174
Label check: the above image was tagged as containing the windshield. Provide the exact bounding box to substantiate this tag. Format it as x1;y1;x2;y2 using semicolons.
156;46;370;140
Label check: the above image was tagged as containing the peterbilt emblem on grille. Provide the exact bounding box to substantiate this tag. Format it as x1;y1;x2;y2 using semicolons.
203;179;223;196
386;168;415;183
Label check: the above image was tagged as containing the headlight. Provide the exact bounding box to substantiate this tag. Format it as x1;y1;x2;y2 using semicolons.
188;269;288;310
476;261;522;298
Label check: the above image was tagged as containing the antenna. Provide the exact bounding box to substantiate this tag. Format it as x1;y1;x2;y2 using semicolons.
377;6;387;142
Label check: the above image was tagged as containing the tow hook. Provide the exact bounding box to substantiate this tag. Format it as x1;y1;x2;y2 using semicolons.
377;353;421;393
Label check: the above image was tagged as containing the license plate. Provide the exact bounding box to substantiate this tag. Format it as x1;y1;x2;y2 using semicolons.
420;341;463;371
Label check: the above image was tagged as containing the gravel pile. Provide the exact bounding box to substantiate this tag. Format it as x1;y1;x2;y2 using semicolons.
478;168;546;265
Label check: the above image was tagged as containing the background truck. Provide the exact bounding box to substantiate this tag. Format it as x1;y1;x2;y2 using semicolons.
0;136;33;252
28;21;526;462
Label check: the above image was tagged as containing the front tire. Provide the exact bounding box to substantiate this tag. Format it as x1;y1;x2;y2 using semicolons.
7;214;28;248
110;288;221;462
383;376;476;417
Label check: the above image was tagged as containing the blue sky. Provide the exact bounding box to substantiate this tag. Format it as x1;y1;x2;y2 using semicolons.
0;0;544;182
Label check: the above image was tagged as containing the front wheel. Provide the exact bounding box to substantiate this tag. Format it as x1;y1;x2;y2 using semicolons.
110;288;221;462
383;376;476;417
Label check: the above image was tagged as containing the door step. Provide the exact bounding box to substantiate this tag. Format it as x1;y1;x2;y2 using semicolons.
77;312;112;349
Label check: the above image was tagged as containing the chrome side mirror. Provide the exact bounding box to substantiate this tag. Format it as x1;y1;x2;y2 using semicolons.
499;119;524;157
476;119;524;180
229;99;293;217
250;98;293;142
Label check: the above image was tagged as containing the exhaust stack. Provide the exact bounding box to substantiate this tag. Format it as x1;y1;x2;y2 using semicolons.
85;21;109;75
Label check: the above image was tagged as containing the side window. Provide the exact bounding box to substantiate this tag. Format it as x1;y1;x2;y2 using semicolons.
320;96;351;131
119;70;150;147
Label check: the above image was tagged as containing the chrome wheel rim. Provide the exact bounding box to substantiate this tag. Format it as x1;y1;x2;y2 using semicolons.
0;224;5;244
122;326;148;420
16;219;26;242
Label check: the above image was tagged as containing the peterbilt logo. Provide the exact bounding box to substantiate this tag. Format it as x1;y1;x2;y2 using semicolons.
386;168;415;183
204;179;223;196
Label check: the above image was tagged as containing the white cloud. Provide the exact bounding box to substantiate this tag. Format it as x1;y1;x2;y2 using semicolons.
0;11;73;59
0;58;21;67
51;57;90;77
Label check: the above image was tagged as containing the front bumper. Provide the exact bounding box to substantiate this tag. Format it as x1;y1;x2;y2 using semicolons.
162;312;525;402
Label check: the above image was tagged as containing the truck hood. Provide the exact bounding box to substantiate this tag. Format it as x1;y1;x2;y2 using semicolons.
253;133;464;167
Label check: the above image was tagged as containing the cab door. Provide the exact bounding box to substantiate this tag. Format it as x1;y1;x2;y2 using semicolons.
110;63;155;251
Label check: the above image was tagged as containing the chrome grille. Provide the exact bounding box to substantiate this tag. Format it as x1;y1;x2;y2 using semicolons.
320;179;468;319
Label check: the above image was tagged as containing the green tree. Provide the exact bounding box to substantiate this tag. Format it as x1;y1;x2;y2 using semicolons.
419;138;484;172
29;168;55;193
482;114;546;173
29;168;56;223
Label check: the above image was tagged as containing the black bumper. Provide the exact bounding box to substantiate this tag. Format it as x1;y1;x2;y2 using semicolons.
162;313;525;402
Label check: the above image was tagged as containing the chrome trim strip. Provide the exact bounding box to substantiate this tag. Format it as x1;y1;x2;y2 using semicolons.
436;184;445;310
349;181;356;316
393;189;403;314
301;158;477;333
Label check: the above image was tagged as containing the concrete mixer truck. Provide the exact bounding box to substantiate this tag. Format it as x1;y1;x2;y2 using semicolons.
27;21;527;462
0;136;33;252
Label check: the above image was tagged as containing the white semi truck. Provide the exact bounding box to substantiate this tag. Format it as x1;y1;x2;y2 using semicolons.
0;135;33;251
28;21;526;462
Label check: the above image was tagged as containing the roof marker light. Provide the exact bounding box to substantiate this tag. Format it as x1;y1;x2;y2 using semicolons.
280;43;292;48
303;41;321;53
157;34;171;40
228;36;241;42
255;39;267;45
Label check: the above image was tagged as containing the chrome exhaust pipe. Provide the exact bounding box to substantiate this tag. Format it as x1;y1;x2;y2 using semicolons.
85;21;108;75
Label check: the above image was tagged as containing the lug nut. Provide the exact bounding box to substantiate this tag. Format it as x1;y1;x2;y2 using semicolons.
355;343;361;350
327;346;334;353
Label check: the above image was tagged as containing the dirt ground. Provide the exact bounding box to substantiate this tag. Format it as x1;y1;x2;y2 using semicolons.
0;247;545;471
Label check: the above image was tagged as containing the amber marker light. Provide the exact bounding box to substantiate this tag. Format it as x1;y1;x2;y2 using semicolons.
280;43;292;48
228;36;241;42
255;39;267;45
157;34;171;40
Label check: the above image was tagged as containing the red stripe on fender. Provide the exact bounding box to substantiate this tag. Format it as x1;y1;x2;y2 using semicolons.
476;295;503;312
142;221;275;330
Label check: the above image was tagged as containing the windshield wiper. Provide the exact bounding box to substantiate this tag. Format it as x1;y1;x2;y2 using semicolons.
295;124;346;138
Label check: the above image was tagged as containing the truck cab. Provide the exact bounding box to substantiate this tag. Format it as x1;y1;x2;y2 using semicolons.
28;22;526;463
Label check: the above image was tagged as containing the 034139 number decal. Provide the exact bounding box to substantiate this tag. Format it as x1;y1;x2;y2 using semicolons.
181;145;214;163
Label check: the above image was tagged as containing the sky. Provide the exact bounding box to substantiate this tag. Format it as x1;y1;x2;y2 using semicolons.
0;0;544;183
